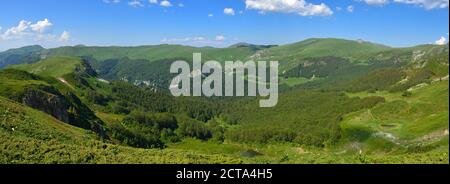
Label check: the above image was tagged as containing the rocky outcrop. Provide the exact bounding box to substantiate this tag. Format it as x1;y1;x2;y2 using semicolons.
76;59;97;77
21;88;70;123
20;87;108;139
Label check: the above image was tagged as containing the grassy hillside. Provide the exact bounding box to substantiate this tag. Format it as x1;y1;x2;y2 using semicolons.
8;56;86;78
0;45;44;68
43;44;257;63
268;38;389;58
253;38;391;69
0;68;105;136
341;80;449;157
0;96;245;164
1;39;445;91
0;39;448;164
167;80;448;164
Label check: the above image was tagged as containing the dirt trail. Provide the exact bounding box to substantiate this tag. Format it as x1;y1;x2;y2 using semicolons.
414;129;449;142
293;147;307;154
432;75;449;83
57;77;74;89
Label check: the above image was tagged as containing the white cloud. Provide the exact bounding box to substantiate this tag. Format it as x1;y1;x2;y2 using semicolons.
245;0;333;16
59;31;70;42
160;0;172;7
360;0;449;9
347;5;354;12
359;0;389;5
0;19;73;50
224;8;236;15
162;36;206;43
336;6;343;11
148;0;157;4
178;3;184;7
128;0;144;7
208;13;214;17
435;36;447;45
2;20;32;39
215;35;226;41
191;37;205;41
103;0;120;3
161;35;229;46
394;0;449;9
0;19;70;44
30;18;53;33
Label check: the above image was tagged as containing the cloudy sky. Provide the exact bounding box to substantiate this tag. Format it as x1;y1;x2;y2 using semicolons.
0;0;448;51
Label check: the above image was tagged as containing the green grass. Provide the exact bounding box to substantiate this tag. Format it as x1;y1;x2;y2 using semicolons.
46;45;257;63
0;96;245;164
168;137;448;164
0;41;448;164
8;56;83;78
0;69;53;101
0;45;44;68
258;38;391;71
0;79;49;100
341;81;449;155
270;38;390;59
1;73;447;164
280;77;320;87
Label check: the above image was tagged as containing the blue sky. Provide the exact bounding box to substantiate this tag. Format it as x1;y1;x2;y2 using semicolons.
0;0;448;51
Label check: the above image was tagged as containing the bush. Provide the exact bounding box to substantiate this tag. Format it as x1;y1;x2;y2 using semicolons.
402;91;412;97
108;123;164;149
176;116;212;140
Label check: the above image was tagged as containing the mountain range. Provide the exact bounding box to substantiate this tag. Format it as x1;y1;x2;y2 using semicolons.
0;38;448;163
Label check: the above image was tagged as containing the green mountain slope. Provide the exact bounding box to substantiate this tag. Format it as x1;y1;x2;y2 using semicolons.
0;38;448;164
0;45;44;68
0;96;244;164
8;56;91;78
0;67;105;136
254;38;391;68
342;80;449;157
225;90;385;146
228;42;278;50
0;39;445;92
43;44;257;62
274;38;389;56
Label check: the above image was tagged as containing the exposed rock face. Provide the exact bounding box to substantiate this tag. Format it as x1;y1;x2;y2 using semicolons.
20;88;109;139
77;59;97;77
21;89;70;123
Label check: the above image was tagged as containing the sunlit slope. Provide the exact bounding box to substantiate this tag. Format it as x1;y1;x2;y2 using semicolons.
342;80;449;155
0;96;244;164
253;38;390;64
44;44;258;62
8;56;86;78
0;68;105;134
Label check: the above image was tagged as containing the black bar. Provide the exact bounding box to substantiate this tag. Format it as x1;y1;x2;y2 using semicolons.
0;164;448;183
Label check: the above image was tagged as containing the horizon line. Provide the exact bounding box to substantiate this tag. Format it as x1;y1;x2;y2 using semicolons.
1;37;448;52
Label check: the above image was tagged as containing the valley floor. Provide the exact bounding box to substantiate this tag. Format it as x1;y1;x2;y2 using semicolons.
1;80;448;164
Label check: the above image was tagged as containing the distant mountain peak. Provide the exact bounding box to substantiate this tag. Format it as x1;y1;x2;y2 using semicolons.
4;45;44;53
228;42;278;50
